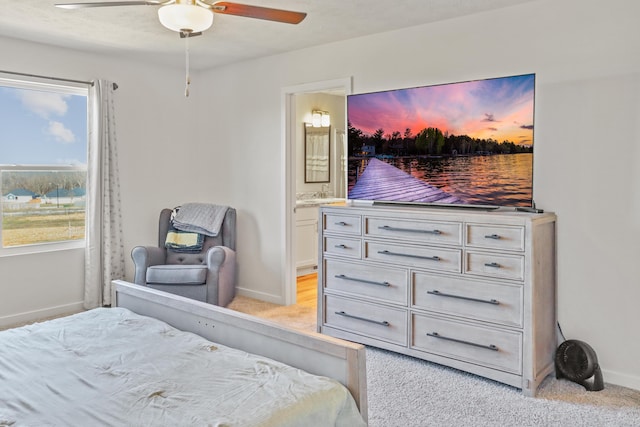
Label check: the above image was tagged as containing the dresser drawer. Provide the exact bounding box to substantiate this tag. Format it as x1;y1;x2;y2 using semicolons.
412;313;522;374
323;236;362;259
323;213;361;235
365;241;462;273
324;295;408;346
465;251;525;281
466;224;525;252
412;272;523;327
325;259;408;305
365;217;462;246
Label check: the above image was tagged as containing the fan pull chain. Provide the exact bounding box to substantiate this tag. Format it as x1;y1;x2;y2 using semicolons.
185;34;191;98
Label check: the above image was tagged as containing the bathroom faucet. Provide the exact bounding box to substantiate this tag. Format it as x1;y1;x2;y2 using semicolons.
321;184;329;198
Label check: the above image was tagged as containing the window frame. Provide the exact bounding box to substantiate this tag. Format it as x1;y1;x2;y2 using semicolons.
0;75;89;257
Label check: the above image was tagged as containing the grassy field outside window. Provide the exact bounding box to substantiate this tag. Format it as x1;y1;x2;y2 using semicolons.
2;207;85;247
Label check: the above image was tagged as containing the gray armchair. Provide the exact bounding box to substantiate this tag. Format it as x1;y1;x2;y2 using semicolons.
131;207;236;307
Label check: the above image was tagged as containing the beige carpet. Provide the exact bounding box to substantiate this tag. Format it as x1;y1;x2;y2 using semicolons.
226;294;317;333
365;346;640;427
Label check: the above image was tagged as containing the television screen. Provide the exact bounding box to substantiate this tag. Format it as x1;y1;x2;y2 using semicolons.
347;73;535;208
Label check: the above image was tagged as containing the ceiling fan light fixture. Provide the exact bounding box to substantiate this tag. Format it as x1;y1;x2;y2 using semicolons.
158;4;213;33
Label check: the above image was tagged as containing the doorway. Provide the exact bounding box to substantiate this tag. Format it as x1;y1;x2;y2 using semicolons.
282;77;351;305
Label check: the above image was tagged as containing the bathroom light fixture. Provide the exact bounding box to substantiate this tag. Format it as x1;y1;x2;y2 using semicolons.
321;111;330;127
157;2;214;33
312;111;322;127
312;110;330;127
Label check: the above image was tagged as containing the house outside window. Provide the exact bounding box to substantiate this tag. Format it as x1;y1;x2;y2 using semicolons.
0;76;88;255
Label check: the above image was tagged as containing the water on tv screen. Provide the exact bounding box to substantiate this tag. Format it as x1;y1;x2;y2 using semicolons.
347;73;535;208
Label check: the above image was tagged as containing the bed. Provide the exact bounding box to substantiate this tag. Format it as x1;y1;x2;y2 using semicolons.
0;280;367;426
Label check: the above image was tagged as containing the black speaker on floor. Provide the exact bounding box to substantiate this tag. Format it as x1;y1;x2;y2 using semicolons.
555;339;604;391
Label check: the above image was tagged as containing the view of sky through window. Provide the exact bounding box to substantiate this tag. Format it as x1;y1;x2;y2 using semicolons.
0;86;87;165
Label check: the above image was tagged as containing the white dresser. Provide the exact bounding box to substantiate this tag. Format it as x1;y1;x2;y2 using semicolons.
318;203;557;396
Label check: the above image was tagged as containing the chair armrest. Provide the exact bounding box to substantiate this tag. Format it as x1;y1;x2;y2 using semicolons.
206;246;234;267
205;246;237;306
131;246;166;285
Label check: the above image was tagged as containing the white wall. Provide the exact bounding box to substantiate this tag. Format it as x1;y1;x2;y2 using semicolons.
1;0;638;390
196;0;640;389
0;248;85;325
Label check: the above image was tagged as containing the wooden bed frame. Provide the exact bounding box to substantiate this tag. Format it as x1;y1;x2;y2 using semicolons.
112;280;368;421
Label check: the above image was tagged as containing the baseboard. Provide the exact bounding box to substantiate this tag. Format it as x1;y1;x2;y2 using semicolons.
602;368;640;392
234;287;284;305
0;302;84;330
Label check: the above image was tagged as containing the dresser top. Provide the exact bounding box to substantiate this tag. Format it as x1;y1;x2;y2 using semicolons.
320;202;556;226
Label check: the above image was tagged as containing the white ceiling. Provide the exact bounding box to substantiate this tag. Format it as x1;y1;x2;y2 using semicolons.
0;0;539;70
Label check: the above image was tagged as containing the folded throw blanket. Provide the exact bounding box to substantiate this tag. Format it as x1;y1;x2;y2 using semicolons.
165;226;204;253
172;203;229;237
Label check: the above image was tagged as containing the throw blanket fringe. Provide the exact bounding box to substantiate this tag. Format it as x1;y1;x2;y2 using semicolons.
172;203;229;237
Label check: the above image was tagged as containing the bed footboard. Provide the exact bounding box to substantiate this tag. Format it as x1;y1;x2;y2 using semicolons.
112;280;367;420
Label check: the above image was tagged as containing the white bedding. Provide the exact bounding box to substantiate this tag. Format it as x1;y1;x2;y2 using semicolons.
0;308;365;427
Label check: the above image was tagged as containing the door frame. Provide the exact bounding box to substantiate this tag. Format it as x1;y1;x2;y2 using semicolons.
281;77;352;305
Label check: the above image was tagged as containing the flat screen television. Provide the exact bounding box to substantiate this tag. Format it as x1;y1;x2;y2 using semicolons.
347;73;535;209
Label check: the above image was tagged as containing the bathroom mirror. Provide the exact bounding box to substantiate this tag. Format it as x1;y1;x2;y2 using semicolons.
304;125;330;183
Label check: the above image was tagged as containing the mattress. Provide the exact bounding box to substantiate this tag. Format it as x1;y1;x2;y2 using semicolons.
0;307;365;427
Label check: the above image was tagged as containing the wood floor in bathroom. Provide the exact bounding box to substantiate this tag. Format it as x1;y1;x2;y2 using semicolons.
296;272;317;309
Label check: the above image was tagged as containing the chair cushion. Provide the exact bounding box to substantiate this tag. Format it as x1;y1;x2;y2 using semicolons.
146;264;208;285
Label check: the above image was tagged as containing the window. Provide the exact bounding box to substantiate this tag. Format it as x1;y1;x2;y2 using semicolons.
0;76;88;254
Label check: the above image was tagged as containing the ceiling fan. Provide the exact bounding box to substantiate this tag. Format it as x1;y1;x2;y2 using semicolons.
55;1;307;96
55;1;307;36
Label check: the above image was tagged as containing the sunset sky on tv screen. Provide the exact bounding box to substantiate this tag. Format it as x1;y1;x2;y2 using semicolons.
348;74;535;147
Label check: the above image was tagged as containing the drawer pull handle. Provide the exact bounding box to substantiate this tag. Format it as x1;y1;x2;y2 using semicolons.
335;311;390;326
379;225;441;235
484;234;501;240
428;290;499;305
378;250;440;262
484;262;502;268
335;221;349;226
427;332;499;351
334;244;348;249
335;274;391;287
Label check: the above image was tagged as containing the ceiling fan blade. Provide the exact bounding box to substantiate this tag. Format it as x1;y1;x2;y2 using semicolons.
55;1;169;9
210;2;306;24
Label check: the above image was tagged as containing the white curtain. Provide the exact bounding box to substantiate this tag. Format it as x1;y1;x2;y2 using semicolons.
305;128;330;182
84;80;125;309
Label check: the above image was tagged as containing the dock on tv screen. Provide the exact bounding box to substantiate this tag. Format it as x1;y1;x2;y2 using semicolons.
347;73;535;208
